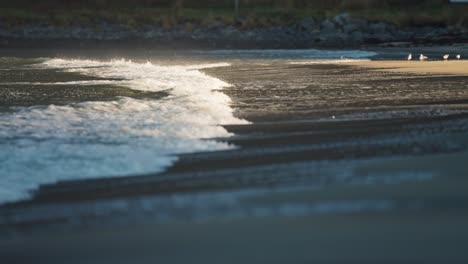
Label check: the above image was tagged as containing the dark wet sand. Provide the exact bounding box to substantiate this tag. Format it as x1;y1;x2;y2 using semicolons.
2;209;468;264
1;60;468;263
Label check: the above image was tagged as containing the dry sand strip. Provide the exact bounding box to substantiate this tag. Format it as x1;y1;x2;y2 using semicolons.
343;60;468;75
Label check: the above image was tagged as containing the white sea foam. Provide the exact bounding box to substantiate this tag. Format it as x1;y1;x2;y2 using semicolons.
0;59;246;203
0;80;119;86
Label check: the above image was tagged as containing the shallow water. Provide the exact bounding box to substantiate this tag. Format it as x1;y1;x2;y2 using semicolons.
1;49;468;264
0;56;246;203
1;48;467;206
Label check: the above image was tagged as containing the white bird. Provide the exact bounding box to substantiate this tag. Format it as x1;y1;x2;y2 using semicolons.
407;53;412;61
419;54;428;61
456;54;461;60
443;54;450;61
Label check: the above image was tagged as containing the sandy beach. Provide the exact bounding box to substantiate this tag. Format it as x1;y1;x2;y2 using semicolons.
344;60;468;75
1;51;468;263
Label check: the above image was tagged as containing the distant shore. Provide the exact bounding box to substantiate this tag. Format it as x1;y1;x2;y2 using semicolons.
1;13;468;49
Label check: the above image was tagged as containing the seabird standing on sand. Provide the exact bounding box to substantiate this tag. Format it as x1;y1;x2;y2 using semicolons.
407;53;412;61
419;54;428;61
457;54;461;60
443;54;450;61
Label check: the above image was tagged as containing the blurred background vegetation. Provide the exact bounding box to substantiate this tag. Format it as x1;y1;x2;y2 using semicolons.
0;0;467;28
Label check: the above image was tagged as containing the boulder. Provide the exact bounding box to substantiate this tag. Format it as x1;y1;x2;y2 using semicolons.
221;26;240;37
298;17;316;31
368;22;388;34
364;32;395;43
349;31;364;45
343;24;358;34
320;19;336;34
317;33;347;47
333;13;352;27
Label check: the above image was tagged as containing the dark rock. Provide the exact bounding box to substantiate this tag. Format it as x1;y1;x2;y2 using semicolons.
333;13;352;28
368;22;388;34
353;18;369;30
298;17;316;31
143;29;163;40
221;26;240;37
208;21;225;31
393;30;413;41
385;24;399;36
1;12;467;49
0;28;11;38
343;24;358;34
317;33;347;47
364;32;395;44
320;19;336;34
374;33;395;42
423;27;449;39
349;31;364;45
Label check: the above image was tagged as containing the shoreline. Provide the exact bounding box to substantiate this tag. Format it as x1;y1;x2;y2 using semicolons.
1;55;468;206
1;57;468;207
1;54;468;263
1;38;468;51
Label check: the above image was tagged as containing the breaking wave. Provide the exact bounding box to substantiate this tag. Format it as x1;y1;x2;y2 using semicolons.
0;58;246;203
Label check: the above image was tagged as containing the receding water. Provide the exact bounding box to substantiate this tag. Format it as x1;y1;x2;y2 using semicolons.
0;57;247;203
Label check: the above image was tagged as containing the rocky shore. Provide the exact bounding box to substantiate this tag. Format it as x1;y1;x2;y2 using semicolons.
1;13;467;49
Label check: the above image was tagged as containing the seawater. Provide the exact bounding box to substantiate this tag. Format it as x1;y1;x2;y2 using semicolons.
0;58;246;203
0;49;377;203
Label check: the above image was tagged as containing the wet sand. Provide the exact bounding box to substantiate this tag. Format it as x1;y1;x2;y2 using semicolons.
1;57;468;263
2;205;468;264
